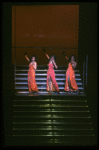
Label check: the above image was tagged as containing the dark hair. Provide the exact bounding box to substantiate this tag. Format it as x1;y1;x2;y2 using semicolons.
49;55;56;61
69;55;76;62
30;55;37;62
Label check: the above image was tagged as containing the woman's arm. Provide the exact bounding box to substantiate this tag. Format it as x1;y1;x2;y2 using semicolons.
71;61;77;69
45;53;50;60
65;56;69;60
25;55;30;62
52;60;58;69
62;51;69;60
43;48;50;60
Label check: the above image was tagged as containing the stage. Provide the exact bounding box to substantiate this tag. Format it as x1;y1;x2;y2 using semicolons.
2;3;97;147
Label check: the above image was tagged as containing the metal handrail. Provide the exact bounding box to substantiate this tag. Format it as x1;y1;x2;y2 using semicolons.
82;54;88;93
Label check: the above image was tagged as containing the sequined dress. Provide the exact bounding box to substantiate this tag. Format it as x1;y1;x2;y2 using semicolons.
28;63;38;92
64;63;78;91
47;63;59;92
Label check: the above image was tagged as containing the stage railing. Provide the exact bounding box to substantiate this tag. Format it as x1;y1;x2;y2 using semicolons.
82;54;88;93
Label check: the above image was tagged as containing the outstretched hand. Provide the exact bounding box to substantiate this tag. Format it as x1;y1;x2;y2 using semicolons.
43;48;46;53
62;51;65;56
24;52;27;56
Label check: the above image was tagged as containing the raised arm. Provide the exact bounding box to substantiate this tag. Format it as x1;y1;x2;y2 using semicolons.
65;56;69;60
43;48;50;60
24;53;30;62
45;53;50;60
62;51;69;60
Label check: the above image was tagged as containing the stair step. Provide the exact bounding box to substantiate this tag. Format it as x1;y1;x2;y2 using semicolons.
13;123;92;129
15;77;82;80
12;65;95;146
15;82;82;85
14;104;88;108
13;113;90;119
16;89;84;96
16;70;80;72
15;86;83;90
15;73;80;76
12;136;96;146
13;117;92;123
13;99;87;102
13;121;92;125
13;105;89;112
13;102;88;106
13;130;94;136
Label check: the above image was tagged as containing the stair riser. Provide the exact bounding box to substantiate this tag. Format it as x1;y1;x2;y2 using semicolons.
13;124;93;130
12;136;95;146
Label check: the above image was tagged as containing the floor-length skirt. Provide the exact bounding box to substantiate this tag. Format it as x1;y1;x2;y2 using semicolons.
64;63;78;91
28;65;38;92
47;68;59;92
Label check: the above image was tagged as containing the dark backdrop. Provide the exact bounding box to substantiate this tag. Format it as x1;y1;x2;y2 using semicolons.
12;5;79;66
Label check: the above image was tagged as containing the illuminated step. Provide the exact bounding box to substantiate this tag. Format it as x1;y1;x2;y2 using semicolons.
15;86;83;90
15;82;82;85
13;122;92;125
16;70;80;72
15;73;80;76
15;78;82;81
15;91;85;95
14;99;87;102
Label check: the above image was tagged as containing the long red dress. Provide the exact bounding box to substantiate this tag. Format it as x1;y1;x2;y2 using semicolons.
28;63;38;92
47;63;59;92
64;63;78;91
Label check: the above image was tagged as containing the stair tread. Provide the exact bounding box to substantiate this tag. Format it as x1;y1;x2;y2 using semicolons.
15;77;82;80
16;69;79;72
15;82;82;85
12;66;96;145
15;86;83;89
15;73;80;76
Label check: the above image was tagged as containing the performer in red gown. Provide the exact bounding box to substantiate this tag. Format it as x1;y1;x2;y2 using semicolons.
25;54;38;94
43;49;59;94
63;52;78;92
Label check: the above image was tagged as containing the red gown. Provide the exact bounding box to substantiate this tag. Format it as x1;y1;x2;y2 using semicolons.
64;63;78;91
28;63;38;92
47;63;59;92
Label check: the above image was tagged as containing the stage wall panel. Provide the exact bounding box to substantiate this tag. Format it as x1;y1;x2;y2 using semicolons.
12;5;79;66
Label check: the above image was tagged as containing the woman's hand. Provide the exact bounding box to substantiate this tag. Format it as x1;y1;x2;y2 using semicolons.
65;56;69;60
62;51;65;56
24;52;27;56
71;61;77;69
25;53;30;62
62;52;69;60
43;48;46;53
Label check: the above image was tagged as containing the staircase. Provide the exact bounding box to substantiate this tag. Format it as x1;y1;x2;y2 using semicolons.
12;96;96;146
15;65;84;95
11;65;96;146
